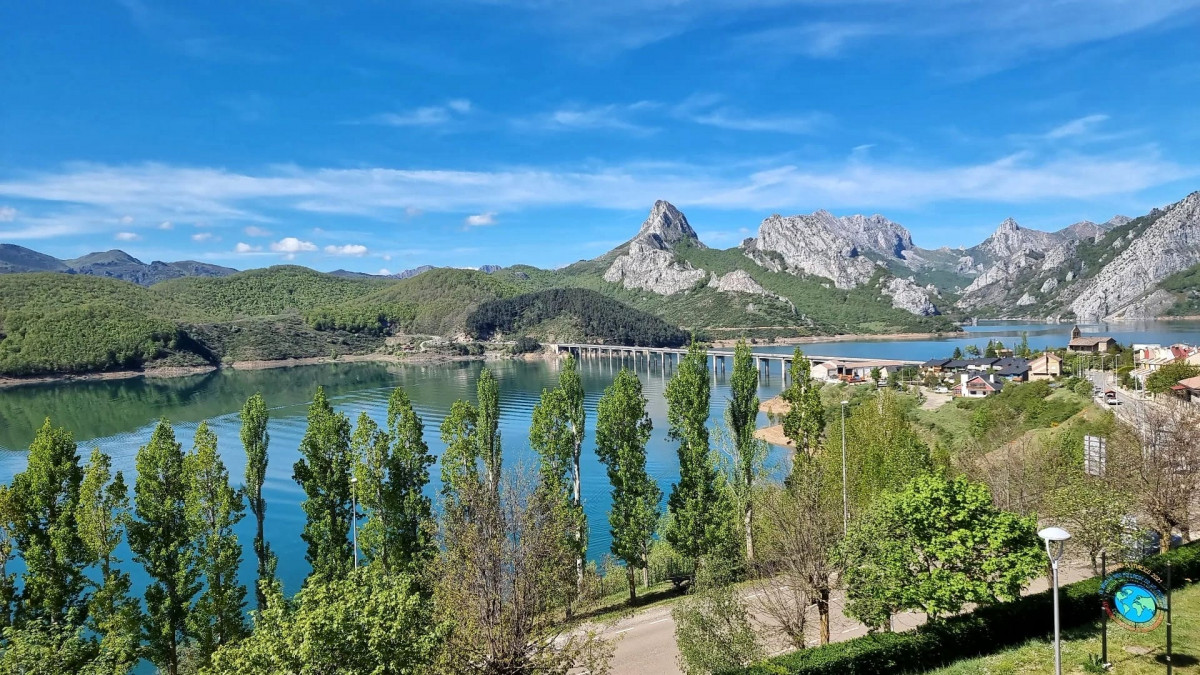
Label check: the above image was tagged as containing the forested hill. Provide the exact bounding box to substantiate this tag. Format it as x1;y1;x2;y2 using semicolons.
465;288;690;347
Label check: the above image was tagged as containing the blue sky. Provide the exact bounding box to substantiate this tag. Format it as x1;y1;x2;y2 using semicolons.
2;1;1199;273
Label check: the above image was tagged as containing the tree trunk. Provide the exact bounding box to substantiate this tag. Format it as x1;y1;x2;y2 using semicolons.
744;500;754;562
642;550;650;589
627;566;638;603
574;448;584;597
818;588;830;645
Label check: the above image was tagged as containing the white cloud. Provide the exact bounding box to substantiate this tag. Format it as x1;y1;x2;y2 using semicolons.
523;102;659;133
234;242;262;253
732;22;882;59
270;237;317;253
464;212;497;227
324;243;369;256
1045;114;1110;140
447;99;472;113
192;232;214;242
158;220;173;229
115;231;141;241
404;207;422;218
0;206;15;222
377;268;391;275
119;215;134;224
244;225;271;237
383;254;393;261
675;95;828;134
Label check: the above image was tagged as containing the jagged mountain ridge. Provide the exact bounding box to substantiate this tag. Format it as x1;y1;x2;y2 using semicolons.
0;245;236;285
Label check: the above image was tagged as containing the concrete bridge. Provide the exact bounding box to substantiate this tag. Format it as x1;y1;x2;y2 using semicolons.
551;343;920;383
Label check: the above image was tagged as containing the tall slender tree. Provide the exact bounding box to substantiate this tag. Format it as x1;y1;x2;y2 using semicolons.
726;340;765;561
0;485;18;632
782;348;824;455
595;369;660;601
475;368;502;493
530;355;587;601
239;393;275;612
293;387;354;581
77;448;140;671
384;387;436;574
9;419;90;628
129;419;200;675
186;422;248;666
665;342;731;567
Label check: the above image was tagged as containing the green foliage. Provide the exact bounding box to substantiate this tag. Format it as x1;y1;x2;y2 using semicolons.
672;559;763;674
782;348;824;453
129;419;201;675
204;567;448;675
726;341;766;561
838;474;1042;627
736;541;1200;675
439;368;503;502
824;390;931;520
304;303;416;335
185;422;249;666
0;304;181;376
1161;262;1200;315
1145;360;1200;393
466;288;690;346
239;393;275;613
352;267;523;337
8;420;90;628
292;387;354;581
594;369;661;601
666;342;734;564
153;266;391;321
511;335;541;354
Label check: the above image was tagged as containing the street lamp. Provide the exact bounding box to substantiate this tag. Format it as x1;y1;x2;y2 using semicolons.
350;475;359;570
840;400;849;536
1039;526;1071;675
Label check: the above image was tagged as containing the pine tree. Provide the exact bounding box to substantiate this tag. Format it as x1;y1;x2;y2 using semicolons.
239;393;275;612
726;340;765;561
293;387;354;581
129;419;201;675
952;346;964;359
595;369;660;601
665;342;730;566
384;387;435;573
186;422;248;666
529;355;587;602
77;448;140;672
9;419;91;628
782;348;824;455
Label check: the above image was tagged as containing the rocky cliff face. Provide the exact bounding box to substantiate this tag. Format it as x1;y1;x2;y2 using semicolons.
880;277;940;316
1069;192;1200;320
743;211;879;289
603;200;708;295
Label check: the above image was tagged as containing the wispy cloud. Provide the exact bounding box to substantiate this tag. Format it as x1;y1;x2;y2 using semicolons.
674;95;828;134
234;242;262;253
464;212;497;227
244;225;271;237
158;220;173;230
363;99;474;127
518;102;659;133
191;232;214;242
732;21;882;59
115;231;141;241
1044;114;1110;140
0;206;15;222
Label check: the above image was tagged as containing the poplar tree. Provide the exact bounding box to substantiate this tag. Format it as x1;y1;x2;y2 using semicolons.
476;368;502;492
384;387;435;573
665;342;730;566
129;419;200;675
530;355;587;601
440;368;502;503
9;419;90;628
239;393;275;612
595;369;660;601
186;422;248;665
782;348;824;455
77;448;140;672
0;486;14;632
293;386;354;581
726;340;766;561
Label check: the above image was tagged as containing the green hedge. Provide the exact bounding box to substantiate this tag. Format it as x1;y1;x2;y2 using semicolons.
738;542;1200;675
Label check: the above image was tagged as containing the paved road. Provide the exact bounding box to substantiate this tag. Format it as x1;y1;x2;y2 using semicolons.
596;561;1096;674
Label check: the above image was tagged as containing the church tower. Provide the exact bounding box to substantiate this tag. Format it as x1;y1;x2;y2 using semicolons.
1070;325;1081;340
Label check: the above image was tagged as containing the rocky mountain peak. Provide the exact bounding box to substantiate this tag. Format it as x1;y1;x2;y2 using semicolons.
1105;215;1133;228
633;200;704;251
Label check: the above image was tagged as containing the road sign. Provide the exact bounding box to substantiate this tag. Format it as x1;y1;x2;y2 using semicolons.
1084;435;1106;476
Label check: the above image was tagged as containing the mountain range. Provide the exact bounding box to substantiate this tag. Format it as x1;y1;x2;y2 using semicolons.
4;188;1200;330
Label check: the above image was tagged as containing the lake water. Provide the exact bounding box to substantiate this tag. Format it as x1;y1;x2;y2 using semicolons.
1;319;1196;598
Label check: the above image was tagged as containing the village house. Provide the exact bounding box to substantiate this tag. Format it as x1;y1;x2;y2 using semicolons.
1172;375;1200;404
1066;325;1117;353
953;372;1005;398
1028;352;1063;380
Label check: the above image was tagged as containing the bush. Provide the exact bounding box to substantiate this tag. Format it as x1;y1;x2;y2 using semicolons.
511;336;541;354
735;541;1200;674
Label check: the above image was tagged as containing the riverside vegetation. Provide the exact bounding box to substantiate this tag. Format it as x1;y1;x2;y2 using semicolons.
2;344;1196;673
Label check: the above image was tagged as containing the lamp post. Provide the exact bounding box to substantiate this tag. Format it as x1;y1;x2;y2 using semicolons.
840;400;849;536
350;475;359;570
1039;526;1071;675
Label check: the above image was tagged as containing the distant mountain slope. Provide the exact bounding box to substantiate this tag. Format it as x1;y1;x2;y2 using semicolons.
0;246;236;285
465;288;690;346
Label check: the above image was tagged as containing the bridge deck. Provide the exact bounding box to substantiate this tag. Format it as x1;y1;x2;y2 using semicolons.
552;343;920;367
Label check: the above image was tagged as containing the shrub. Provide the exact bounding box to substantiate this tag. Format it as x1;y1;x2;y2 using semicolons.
511;336;541;354
735;541;1200;674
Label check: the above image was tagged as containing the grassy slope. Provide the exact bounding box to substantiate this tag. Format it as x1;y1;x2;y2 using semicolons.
1159;262;1200;315
927;581;1200;674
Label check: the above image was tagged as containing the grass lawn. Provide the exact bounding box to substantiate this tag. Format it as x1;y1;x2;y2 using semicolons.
927;581;1200;674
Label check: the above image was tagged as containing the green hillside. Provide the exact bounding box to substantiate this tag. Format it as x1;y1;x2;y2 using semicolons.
151;265;394;319
465;288;690;346
1160;262;1200;316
